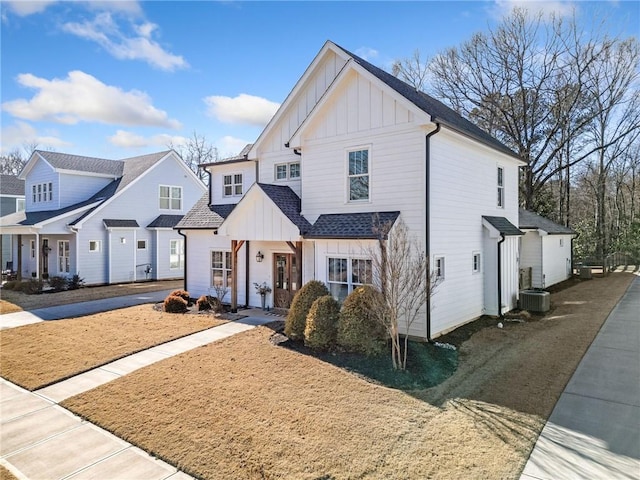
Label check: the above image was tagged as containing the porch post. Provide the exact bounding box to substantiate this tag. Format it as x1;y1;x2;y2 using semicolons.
231;240;245;313
295;241;302;290
16;234;22;281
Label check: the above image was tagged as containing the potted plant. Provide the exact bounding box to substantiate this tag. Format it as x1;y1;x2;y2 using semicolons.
253;282;272;310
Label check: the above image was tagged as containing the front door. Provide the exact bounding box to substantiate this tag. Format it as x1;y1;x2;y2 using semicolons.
273;253;298;309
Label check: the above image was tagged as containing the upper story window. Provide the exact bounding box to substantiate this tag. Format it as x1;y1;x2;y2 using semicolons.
31;182;53;203
497;166;504;208
348;149;369;202
16;198;25;211
223;174;243;197
159;185;182;210
275;162;301;181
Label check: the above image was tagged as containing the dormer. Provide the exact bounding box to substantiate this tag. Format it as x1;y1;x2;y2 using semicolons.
201;144;257;206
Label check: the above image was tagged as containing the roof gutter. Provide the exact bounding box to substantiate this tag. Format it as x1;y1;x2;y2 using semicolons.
425;122;441;342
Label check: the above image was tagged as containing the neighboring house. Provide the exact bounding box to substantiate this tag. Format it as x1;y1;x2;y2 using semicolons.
0;150;205;284
0;175;26;272
176;41;526;339
519;209;577;289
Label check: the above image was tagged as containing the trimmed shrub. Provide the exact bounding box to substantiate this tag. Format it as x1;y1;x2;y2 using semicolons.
164;294;188;313
22;279;44;295
67;274;85;290
304;295;340;350
196;295;211;311
2;280;19;290
284;280;330;341
49;276;67;292
337;285;388;356
169;289;191;304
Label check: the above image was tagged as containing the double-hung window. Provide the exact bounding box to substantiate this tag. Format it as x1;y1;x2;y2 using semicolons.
275;162;301;181
58;240;70;274
327;257;372;302
160;186;182;210
223;174;243;197
472;252;481;273
348;149;369;201
497;166;504;208
211;251;232;287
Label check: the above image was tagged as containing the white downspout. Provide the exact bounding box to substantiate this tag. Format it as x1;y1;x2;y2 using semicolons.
133;229;137;282
107;229;112;284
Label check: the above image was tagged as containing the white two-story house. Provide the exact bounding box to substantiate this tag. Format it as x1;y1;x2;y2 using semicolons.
176;41;525;339
0;150;205;285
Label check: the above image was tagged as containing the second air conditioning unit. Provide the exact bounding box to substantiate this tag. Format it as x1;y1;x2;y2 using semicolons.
519;290;550;313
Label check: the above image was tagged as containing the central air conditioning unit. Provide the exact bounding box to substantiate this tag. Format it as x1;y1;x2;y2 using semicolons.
519;290;550;313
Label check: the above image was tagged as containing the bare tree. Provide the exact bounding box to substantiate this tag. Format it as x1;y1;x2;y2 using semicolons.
369;217;437;370
168;131;217;185
392;49;430;91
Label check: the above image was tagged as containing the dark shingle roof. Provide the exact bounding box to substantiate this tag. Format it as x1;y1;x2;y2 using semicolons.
147;214;184;229
103;219;139;228
483;216;523;236
174;193;235;229
519;209;575;235
335;45;520;160
200;144;254;167
0;175;25;196
36;151;124;176
17;197;103;226
305;211;400;239
258;183;312;234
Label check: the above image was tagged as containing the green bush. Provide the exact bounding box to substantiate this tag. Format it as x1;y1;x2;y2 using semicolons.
22;279;44;295
284;280;329;341
2;280;19;290
304;295;341;350
337;285;388;356
67;274;85;290
164;294;188;313
49;276;67;292
170;289;191;304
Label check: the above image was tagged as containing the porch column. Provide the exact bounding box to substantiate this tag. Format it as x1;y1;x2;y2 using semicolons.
16;234;22;281
35;232;40;280
231;240;245;313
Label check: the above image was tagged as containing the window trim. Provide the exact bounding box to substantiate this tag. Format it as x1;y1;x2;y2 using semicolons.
159;185;183;211
137;240;147;250
31;182;53;204
211;250;232;288
346;147;371;203
434;255;445;280
223;173;243;197
274;161;301;181
327;256;372;302
497;165;505;208
16;198;25;211
58;240;70;274
89;240;101;253
30;240;36;259
472;252;481;274
169;239;184;270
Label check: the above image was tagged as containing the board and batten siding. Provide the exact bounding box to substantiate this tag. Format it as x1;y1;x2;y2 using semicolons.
520;231;544;288
430;129;521;334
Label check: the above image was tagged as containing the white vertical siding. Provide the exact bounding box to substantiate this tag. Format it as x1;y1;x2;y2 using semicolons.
520;231;544;288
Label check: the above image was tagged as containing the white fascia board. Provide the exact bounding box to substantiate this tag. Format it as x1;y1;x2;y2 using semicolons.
56;169;119;179
18;151;52;180
248;41;350;159
288;59;432;148
482;218;501;239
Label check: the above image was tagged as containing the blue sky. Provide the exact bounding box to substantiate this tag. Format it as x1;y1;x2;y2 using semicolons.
1;1;638;160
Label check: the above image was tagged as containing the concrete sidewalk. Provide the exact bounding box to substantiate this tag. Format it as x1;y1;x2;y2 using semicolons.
0;289;176;329
1;309;277;479
520;276;640;480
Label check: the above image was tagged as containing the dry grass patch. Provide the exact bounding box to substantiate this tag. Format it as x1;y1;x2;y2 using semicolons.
0;304;225;390
0;465;18;480
62;273;635;479
0;279;182;313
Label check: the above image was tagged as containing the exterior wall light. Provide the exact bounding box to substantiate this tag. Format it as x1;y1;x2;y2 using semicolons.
256;251;264;263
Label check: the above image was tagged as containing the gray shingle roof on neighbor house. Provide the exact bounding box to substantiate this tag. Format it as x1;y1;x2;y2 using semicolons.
174;193;236;229
36;151;124;177
147;214;184;229
258;183;312;234
306;211;401;239
103;219;140;228
335;44;520;161
519;209;576;235
0;175;25;196
483;216;523;236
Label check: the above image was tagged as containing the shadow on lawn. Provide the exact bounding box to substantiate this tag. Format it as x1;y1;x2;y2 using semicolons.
268;321;458;391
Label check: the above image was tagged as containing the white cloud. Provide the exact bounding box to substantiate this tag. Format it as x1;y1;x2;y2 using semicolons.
355;47;379;62
204;94;280;127
0;121;70;155
491;0;577;19
2;70;181;129
217;136;253;158
3;1;58;16
108;130;188;148
63;12;187;71
4;1;142;17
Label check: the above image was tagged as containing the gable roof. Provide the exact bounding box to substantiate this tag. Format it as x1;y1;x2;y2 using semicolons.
335;44;520;160
305;211;400;239
174;193;236;229
0;175;25;196
257;183;312;234
482;216;523;236
519;209;576;235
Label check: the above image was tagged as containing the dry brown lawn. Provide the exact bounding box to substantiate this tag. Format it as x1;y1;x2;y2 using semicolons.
0;305;225;390
0;279;182;314
0;465;18;480
62;273;636;479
